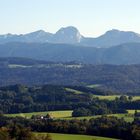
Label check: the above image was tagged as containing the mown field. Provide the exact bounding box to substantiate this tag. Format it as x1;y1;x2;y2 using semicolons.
5;110;140;140
6;110;73;119
66;87;140;101
6;110;140;122
35;133;118;140
93;95;140;101
65;113;136;122
65;88;84;94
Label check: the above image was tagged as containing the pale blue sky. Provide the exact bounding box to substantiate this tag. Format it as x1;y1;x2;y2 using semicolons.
0;0;140;37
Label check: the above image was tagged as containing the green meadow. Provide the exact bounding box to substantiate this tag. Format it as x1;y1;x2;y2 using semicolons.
6;110;73;119
36;133;118;140
65;113;135;122
93;95;140;101
6;109;140;123
65;86;140;101
65;88;84;94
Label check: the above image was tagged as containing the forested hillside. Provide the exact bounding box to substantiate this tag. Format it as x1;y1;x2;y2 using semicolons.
0;57;139;93
1;84;140;114
0;42;140;64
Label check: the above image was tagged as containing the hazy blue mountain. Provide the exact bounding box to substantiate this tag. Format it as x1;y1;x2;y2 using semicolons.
0;27;140;47
22;30;53;42
0;42;140;64
0;26;83;44
0;30;53;43
81;29;140;47
51;26;83;44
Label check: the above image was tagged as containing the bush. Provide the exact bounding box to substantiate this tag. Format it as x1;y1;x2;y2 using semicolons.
72;107;92;117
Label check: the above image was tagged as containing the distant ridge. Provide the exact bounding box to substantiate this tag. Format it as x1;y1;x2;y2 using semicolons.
0;42;140;65
0;26;140;47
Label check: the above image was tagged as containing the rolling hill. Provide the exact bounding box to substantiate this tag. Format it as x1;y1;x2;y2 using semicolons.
0;57;139;93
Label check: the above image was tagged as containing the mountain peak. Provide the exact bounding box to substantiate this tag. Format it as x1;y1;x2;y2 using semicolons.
56;26;81;37
52;26;82;44
105;29;121;35
27;30;47;36
58;26;80;33
105;29;140;36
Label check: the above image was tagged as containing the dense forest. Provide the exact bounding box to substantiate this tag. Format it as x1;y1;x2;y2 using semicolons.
0;84;91;113
0;57;140;93
0;84;139;115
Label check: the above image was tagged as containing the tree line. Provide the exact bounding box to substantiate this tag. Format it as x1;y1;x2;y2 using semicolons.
0;85;140;115
0;114;140;140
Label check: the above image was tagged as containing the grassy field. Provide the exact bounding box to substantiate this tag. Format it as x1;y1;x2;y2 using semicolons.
70;110;140;122
6;110;73;118
108;114;134;122
64;113;134;122
93;95;140;101
93;95;120;100
132;96;140;101
127;110;140;114
65;88;84;94
87;84;101;88
66;86;140;101
6;111;136;122
36;133;118;140
8;64;32;68
6;109;140;123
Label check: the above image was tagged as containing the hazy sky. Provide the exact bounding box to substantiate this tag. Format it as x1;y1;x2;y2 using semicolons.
0;0;140;37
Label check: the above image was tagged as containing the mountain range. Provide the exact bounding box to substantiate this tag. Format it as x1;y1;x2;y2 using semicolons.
0;26;140;65
1;26;140;47
0;42;140;65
